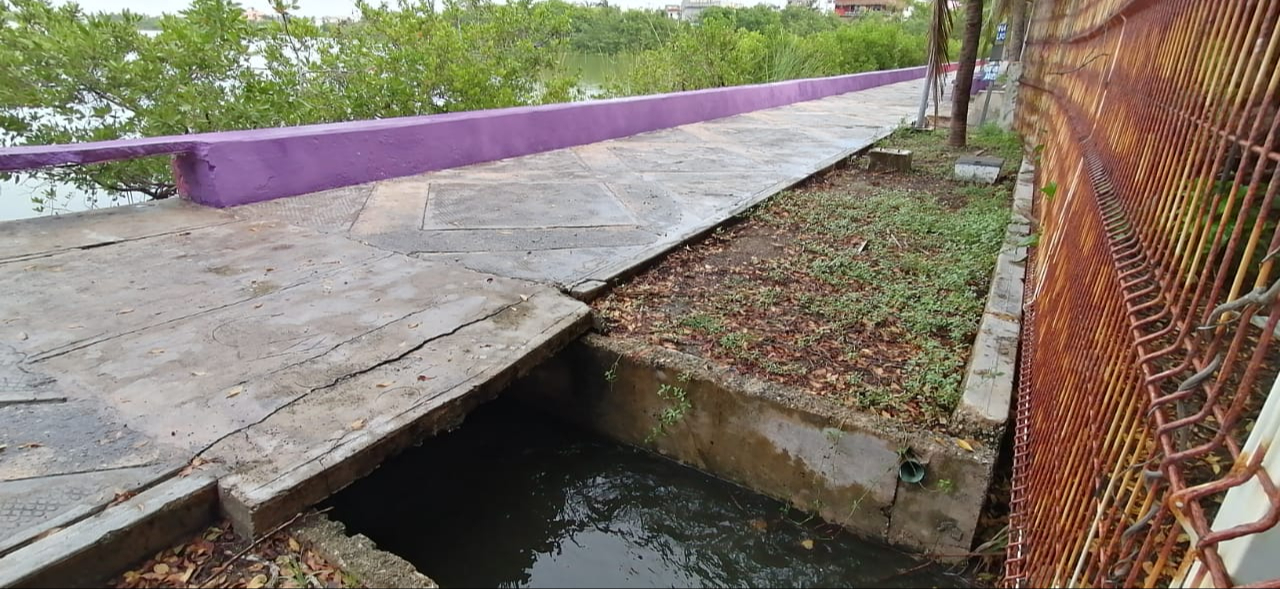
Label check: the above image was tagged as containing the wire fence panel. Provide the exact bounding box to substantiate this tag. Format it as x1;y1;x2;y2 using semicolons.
1006;0;1280;586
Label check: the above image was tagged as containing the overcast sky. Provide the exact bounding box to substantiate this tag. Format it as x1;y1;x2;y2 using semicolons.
60;0;786;18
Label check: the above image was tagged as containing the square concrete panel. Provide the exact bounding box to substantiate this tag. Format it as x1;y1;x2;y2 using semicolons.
606;143;764;174
424;182;638;229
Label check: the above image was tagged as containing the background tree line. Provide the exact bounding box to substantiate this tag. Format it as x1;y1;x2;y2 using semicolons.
0;0;949;202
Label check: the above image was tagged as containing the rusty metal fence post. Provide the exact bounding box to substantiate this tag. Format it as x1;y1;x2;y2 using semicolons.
1006;0;1280;586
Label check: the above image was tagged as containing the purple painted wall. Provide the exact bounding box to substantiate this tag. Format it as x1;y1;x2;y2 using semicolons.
0;65;931;208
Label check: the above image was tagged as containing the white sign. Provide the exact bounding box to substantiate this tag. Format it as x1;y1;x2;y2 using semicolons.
996;22;1008;43
982;62;1001;81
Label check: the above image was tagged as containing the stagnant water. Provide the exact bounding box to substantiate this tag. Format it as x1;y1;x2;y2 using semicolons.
327;400;970;589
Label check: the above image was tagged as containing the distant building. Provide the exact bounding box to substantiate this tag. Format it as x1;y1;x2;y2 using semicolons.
680;0;721;22
833;0;906;17
664;4;681;19
242;7;267;22
320;16;353;25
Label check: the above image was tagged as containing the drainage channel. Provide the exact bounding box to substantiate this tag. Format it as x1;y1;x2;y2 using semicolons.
324;397;971;588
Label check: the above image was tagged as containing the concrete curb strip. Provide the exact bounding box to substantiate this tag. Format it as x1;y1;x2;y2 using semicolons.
291;513;437;589
0;475;218;589
951;158;1034;442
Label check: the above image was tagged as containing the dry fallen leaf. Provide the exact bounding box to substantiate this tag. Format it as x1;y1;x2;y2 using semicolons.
148;348;165;355
375;382;392;388
118;308;134;315
350;419;366;431
288;537;301;552
417;375;433;381
152;563;169;575
247;574;269;589
408;322;420;329
800;539;815;550
191;371;207;377
956;439;975;452
519;294;530;301
226;386;243;398
18;442;42;449
178;456;209;477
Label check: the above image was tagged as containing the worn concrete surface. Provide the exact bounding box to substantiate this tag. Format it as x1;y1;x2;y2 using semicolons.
234;79;924;294
511;334;997;557
292;514;437;589
0;200;590;566
0;475;218;588
952;160;1033;442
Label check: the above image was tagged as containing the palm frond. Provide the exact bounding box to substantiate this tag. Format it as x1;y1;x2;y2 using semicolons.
925;0;954;120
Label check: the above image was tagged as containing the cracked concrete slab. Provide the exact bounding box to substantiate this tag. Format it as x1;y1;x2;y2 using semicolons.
233;79;925;294
0;201;590;562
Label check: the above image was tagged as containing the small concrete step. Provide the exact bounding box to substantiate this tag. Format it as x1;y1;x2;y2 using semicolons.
0;475;217;588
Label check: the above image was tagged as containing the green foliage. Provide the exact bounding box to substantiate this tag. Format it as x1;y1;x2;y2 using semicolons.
546;0;679;55
608;12;928;96
101;10;163;29
604;355;621;384
680;313;726;334
974;123;1023;163
2;0;932;204
0;0;575;202
645;382;691;443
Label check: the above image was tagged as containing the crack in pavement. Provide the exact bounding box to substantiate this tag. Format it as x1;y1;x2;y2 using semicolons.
0;219;239;265
241;292;584;496
191;294;532;467
27;252;397;363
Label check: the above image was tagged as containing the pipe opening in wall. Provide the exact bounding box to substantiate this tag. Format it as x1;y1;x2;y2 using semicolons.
324;396;972;588
899;457;927;484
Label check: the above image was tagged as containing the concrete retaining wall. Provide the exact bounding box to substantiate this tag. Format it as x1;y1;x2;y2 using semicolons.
510;335;997;557
0;66;935;209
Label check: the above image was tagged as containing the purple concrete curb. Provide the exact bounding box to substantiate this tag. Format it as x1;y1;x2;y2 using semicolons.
0;65;930;208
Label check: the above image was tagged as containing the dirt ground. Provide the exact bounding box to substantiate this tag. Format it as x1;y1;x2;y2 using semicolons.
110;520;360;589
594;126;1023;428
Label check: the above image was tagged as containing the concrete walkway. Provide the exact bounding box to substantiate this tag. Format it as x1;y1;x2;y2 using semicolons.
0;78;922;583
237;80;922;297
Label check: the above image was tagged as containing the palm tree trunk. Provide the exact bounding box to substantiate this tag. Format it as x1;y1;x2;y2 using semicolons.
949;0;985;147
1007;0;1028;62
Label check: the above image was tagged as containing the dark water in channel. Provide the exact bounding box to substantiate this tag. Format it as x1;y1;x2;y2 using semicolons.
326;400;968;589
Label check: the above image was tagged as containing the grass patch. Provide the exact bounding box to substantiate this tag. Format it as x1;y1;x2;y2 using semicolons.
595;126;1016;428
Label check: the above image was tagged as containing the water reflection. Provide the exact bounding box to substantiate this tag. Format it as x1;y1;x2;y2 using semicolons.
327;400;969;589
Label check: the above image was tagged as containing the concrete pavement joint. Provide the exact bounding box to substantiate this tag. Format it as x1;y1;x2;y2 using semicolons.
27;249;399;364
0;219;238;265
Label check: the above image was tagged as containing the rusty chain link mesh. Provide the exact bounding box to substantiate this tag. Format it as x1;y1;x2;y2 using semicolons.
1005;0;1280;586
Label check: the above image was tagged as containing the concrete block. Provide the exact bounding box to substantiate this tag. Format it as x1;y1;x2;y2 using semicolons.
569;279;609;301
868;148;913;173
292;514;436;588
954;155;1004;184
